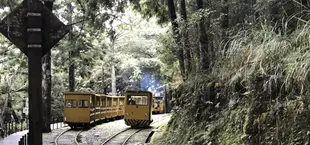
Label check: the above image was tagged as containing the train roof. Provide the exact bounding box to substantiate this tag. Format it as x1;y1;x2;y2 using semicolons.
153;96;163;98
124;90;152;95
63;92;94;95
107;95;125;98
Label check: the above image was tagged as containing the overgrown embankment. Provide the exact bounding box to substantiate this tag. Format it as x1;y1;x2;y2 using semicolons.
152;25;310;145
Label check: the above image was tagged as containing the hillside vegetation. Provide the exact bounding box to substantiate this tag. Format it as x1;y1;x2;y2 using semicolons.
153;24;310;144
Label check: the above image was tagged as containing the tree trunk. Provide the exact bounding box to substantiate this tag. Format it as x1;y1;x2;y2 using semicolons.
102;67;105;94
180;0;192;76
42;0;53;133
68;3;75;92
69;55;75;92
196;0;209;70
167;0;186;80
111;64;116;95
221;0;229;54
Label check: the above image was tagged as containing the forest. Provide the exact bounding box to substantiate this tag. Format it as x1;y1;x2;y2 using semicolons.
1;0;310;144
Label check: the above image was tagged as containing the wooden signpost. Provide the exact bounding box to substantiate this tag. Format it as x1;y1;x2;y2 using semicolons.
0;0;70;144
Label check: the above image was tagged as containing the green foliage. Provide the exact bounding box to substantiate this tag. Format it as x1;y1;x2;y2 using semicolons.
154;23;310;144
129;0;169;24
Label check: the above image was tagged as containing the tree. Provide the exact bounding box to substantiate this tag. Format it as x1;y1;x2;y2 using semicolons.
67;3;75;92
167;0;186;81
180;0;192;75
196;0;209;70
220;0;229;53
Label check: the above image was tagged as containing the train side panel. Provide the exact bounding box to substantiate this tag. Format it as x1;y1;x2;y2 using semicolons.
64;92;91;127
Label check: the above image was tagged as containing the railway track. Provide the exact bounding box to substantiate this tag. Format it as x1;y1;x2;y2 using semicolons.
54;128;83;145
101;114;170;145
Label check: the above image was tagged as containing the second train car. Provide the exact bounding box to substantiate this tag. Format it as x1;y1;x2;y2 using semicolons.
152;96;164;114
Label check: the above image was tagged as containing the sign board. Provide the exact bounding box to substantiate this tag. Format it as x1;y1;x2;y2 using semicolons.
0;0;71;56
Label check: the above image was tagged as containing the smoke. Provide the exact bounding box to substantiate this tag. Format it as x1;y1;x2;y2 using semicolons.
139;72;163;96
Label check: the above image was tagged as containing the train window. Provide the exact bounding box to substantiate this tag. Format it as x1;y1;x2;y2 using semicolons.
65;100;76;108
107;99;111;107
78;100;89;108
119;100;124;106
72;100;77;107
113;99;117;106
127;96;148;105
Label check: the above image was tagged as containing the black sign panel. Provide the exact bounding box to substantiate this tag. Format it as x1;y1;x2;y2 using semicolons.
0;1;71;56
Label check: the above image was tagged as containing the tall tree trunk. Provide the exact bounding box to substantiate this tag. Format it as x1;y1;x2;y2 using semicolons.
69;54;75;91
111;37;116;96
196;0;209;70
68;3;75;92
221;0;229;54
111;64;116;95
180;0;192;75
102;67;105;94
167;0;186;80
42;0;53;133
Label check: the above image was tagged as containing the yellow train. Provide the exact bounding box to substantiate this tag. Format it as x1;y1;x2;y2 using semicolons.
124;90;153;128
152;96;164;114
63;92;125;128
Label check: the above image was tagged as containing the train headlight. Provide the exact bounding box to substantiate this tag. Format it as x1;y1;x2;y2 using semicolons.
125;113;129;116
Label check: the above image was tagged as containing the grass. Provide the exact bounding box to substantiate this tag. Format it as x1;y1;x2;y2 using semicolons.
153;23;310;145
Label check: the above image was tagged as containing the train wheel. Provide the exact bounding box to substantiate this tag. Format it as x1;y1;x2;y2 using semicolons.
69;124;74;129
85;124;91;129
72;125;77;130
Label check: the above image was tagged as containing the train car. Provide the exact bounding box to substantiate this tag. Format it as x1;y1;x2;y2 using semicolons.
152;96;164;114
124;90;153;128
64;92;125;129
63;92;94;128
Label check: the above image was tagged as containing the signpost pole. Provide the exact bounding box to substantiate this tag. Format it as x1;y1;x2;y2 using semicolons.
0;1;70;143
27;0;43;144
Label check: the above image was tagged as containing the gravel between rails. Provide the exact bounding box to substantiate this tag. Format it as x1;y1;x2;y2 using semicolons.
102;114;171;145
42;114;171;145
102;128;140;145
124;115;171;145
54;129;83;145
43;127;71;145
